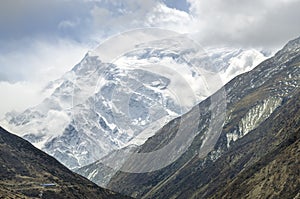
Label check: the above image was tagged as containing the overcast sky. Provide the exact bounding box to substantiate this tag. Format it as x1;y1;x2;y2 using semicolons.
0;0;300;117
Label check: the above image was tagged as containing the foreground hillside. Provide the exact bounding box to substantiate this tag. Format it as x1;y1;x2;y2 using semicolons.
0;127;130;199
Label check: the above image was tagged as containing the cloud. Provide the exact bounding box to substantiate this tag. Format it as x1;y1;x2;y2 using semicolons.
187;0;300;48
89;0;192;37
58;19;80;30
145;3;192;32
90;0;159;33
0;38;88;83
0;81;44;117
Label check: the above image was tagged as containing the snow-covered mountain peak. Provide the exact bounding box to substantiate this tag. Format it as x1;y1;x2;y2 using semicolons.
0;32;269;169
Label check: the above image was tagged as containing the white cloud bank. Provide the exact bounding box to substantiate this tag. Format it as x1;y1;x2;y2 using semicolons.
187;0;300;47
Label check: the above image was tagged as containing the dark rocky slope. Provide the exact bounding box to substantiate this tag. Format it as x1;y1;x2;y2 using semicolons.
0;126;131;199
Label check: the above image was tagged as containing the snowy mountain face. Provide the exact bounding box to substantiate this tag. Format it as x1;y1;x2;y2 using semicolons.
105;37;300;198
0;32;268;169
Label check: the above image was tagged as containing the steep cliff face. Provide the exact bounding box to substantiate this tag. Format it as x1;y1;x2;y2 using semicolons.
106;37;300;198
227;97;282;148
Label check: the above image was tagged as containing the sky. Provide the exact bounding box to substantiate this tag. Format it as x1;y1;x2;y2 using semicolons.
0;0;300;117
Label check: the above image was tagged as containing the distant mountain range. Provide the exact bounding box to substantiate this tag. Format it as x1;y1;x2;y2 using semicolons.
0;33;267;170
83;37;300;198
0;126;131;198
